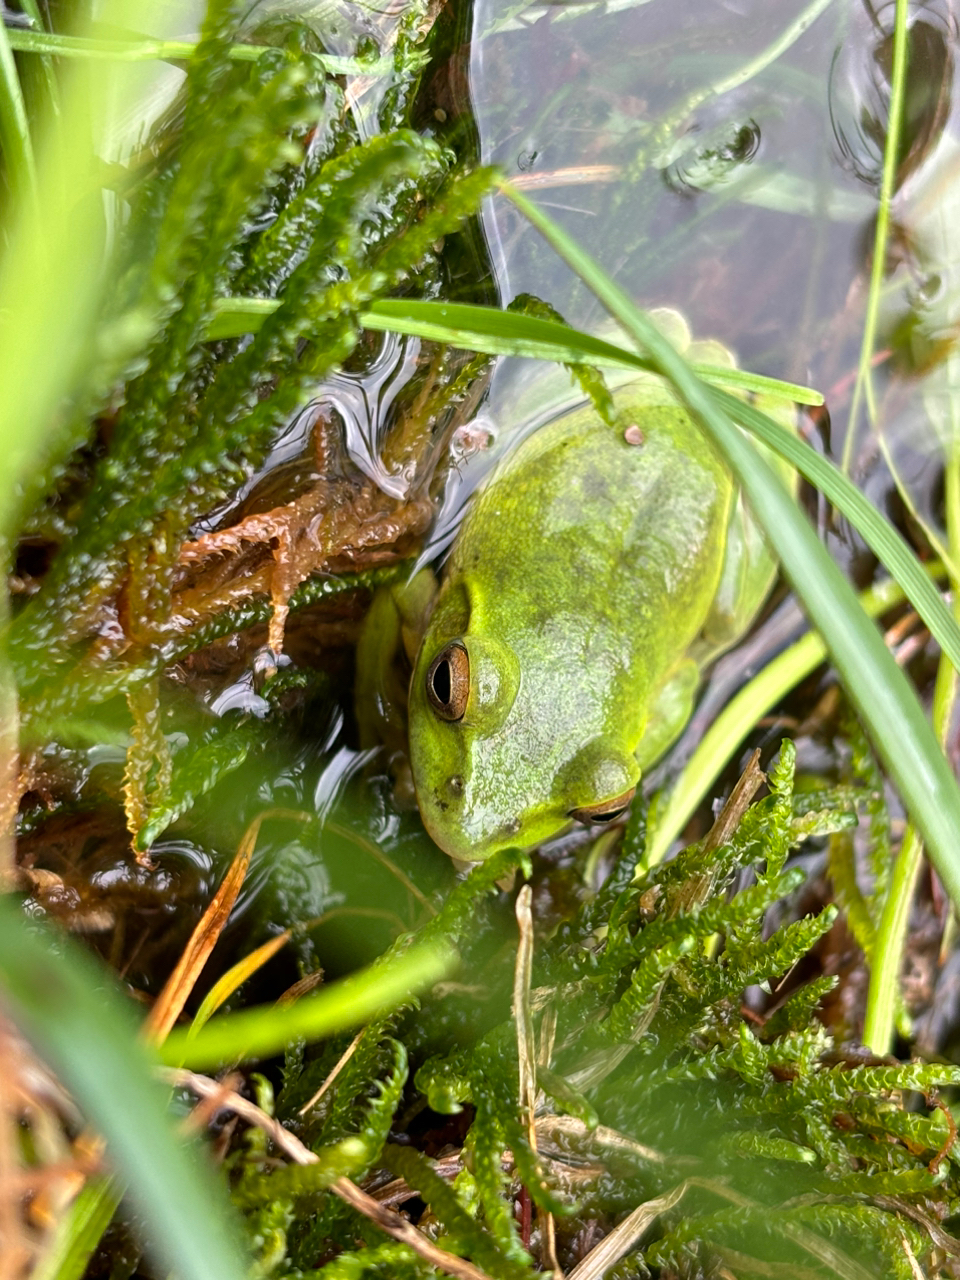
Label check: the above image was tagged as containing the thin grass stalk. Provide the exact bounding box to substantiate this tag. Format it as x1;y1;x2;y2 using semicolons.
11;1;60;117
841;0;909;474
863;449;960;1052
0;18;38;211
645;577;911;869
5;28;403;75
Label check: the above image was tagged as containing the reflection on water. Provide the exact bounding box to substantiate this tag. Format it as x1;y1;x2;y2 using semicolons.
462;0;959;557
830;3;952;189
662;118;762;196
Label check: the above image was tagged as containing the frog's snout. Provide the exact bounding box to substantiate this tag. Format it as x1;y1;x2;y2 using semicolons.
417;768;525;862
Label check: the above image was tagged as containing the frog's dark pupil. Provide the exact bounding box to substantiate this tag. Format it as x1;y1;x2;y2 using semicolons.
431;659;451;705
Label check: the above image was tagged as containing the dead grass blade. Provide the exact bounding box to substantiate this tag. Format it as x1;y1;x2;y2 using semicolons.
144;809;308;1044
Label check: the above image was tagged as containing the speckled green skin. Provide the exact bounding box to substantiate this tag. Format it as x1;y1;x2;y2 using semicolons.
408;387;738;862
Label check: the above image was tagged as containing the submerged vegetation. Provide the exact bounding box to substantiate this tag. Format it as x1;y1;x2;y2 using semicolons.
3;0;960;1277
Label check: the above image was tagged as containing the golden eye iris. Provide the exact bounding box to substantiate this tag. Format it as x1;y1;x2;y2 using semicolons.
426;643;470;721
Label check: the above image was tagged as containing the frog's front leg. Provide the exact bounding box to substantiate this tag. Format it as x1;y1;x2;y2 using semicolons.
695;397;797;665
354;569;437;781
635;657;701;773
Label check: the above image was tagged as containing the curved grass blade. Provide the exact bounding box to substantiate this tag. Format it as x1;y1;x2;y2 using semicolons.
0;0;164;548
362;299;960;676
5;28;404;75
0;896;247;1280
160;938;456;1070
11;2;60;122
715;390;960;671
843;0;909;471
31;1179;119;1280
501;178;960;911
322;296;960;678
208;294;824;406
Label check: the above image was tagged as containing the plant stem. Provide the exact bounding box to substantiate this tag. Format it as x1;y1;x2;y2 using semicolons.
864;452;960;1052
842;0;909;474
0;19;38;212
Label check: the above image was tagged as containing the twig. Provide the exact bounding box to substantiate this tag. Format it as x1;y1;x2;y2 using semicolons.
513;884;560;1275
159;1067;497;1280
297;1028;362;1117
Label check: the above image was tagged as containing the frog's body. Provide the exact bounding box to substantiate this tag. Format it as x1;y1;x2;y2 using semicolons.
358;315;793;863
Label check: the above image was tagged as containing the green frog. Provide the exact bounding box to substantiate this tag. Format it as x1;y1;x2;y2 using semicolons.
358;311;794;863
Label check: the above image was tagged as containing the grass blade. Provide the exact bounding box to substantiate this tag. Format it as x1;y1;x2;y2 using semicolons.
160;938;456;1070
209;294;824;406
716;391;960;671
31;1180;120;1280
0;897;247;1280
5;28;402;75
645;576;911;868
0;18;38;211
346;298;960;679
500;178;960;910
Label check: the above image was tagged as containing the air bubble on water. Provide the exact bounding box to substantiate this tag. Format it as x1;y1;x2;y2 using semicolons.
662;119;761;197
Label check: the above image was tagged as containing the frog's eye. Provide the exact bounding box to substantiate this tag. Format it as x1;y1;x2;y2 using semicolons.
569;786;636;825
426;643;470;721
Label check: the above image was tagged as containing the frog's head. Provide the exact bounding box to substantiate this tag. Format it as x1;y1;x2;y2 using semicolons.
409;598;639;861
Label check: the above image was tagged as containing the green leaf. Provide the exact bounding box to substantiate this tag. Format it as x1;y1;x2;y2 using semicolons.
30;1179;120;1280
0;897;246;1280
160;939;456;1069
716;391;960;675
5;27;408;75
0;18;37;211
351;294;960;678
208;293;824;406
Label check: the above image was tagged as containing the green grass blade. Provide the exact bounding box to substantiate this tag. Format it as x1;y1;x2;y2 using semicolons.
31;1180;120;1280
843;0;909;470
716;391;960;670
208;294;824;405
501;178;960;911
5;28;411;75
159;938;457;1070
862;825;924;1054
360;301;960;675
12;3;60;115
0;18;38;210
349;295;960;675
0;897;246;1280
0;1;161;546
645;576;911;868
207;294;281;337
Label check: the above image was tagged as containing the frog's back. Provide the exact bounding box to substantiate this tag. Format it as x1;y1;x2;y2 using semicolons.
447;391;734;698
